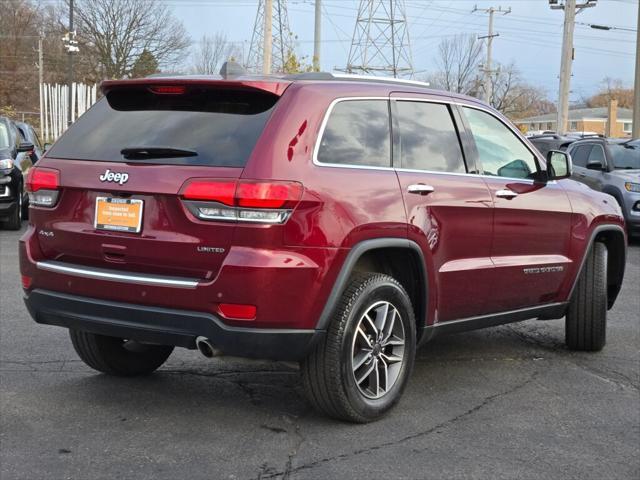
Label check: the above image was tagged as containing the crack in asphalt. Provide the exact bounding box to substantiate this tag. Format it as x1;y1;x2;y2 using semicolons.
506;325;639;391
255;371;539;480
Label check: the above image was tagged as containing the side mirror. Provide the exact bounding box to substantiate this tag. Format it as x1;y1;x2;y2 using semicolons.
586;161;605;171
547;150;572;180
43;143;52;152
17;142;34;153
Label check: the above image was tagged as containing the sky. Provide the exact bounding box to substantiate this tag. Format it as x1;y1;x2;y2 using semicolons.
169;0;637;103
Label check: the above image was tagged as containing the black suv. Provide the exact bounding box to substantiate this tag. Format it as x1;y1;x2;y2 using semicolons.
0;116;34;229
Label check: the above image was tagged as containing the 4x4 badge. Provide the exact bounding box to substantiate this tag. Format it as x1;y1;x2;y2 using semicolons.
99;169;129;185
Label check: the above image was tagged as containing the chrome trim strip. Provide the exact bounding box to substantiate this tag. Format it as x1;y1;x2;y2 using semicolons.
311;95;549;184
36;261;200;289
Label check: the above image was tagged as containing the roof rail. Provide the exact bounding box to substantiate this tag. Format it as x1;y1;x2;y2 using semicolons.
285;71;431;89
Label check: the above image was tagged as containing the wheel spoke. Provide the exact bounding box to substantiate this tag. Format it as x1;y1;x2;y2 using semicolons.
357;326;372;348
380;352;403;364
379;357;389;392
369;359;380;396
363;313;378;336
382;335;404;347
353;350;372;371
356;358;377;385
382;308;397;343
374;302;390;334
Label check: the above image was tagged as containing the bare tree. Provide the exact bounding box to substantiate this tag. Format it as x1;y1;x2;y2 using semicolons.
489;62;554;119
585;77;633;109
190;34;241;75
427;34;483;95
72;0;191;79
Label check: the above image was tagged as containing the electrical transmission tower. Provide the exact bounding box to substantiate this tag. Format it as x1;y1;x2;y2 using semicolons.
246;0;294;74
344;0;413;78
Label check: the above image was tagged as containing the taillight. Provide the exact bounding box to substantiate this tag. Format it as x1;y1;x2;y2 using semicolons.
180;179;303;224
26;167;60;207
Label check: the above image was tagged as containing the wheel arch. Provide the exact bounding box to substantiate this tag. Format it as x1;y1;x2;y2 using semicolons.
570;224;626;309
316;239;428;341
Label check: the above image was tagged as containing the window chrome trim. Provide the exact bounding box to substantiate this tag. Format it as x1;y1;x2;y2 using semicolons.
36;261;200;289
312;95;550;184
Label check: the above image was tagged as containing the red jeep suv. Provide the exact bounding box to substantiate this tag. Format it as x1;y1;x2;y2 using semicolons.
20;68;627;422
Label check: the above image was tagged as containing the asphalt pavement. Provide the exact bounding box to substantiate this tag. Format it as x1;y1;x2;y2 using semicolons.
1;226;638;480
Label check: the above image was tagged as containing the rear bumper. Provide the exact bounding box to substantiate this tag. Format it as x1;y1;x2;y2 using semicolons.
24;289;324;361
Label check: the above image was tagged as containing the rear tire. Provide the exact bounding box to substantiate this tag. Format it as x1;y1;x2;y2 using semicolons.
301;273;416;423
565;242;608;351
69;330;174;376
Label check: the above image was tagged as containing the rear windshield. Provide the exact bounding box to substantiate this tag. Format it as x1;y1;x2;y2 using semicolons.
47;87;279;166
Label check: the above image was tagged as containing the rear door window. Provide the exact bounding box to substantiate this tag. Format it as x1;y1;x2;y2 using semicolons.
316;100;391;168
46;87;279;166
395;101;466;173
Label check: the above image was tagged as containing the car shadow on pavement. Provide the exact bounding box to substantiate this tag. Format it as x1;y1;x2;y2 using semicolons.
52;320;570;424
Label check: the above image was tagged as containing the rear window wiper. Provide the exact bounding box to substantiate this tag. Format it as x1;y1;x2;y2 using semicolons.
121;147;198;159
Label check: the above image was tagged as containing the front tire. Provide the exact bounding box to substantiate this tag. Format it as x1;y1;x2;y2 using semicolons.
69;330;174;376
301;273;416;423
3;184;23;230
565;242;608;351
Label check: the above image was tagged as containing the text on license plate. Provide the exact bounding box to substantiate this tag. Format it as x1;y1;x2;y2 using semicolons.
95;197;143;233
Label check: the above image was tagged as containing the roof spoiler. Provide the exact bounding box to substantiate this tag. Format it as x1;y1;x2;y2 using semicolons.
101;66;291;97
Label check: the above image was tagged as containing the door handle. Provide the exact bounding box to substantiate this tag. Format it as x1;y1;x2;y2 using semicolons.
407;184;435;195
495;189;518;199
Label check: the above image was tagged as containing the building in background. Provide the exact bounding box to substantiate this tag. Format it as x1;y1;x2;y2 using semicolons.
516;101;633;138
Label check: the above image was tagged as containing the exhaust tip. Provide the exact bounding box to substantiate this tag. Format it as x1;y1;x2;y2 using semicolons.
195;336;215;358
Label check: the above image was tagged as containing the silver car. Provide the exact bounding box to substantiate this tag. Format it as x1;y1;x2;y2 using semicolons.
567;138;640;237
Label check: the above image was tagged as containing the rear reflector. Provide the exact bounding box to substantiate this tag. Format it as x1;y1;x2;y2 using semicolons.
218;303;257;320
26;167;60;192
21;275;32;290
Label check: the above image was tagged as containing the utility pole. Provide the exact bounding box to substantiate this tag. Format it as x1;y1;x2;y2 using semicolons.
313;0;321;71
473;5;510;105
262;0;273;74
633;0;639;138
67;0;74;126
38;35;44;139
550;0;597;134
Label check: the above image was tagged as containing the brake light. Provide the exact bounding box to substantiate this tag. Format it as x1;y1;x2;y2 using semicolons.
149;86;186;95
237;181;303;209
218;303;257;321
26;167;59;192
182;180;236;205
180;179;303;224
26;167;60;207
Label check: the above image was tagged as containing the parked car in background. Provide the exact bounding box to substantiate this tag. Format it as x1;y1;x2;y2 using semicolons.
15;121;44;164
567;138;640;237
525;130;555;138
0;116;34;229
20;69;627;422
528;134;575;158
